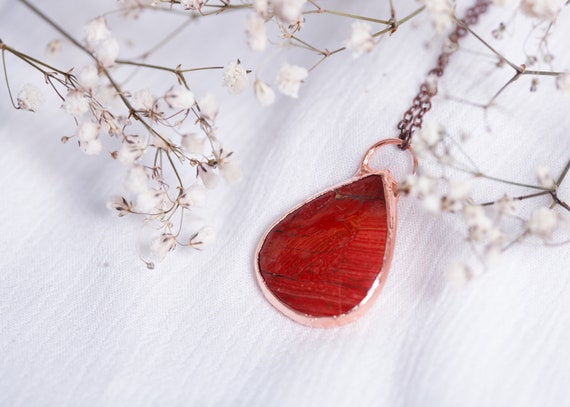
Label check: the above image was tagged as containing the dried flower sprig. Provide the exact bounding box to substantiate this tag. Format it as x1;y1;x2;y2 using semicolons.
3;0;247;267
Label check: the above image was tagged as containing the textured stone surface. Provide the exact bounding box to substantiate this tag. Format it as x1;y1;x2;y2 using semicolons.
258;174;389;317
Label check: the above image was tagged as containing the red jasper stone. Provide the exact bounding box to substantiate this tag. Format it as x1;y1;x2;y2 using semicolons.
257;174;389;318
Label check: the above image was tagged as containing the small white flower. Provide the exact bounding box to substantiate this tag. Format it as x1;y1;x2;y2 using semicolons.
198;165;220;189
190;226;216;248
253;0;269;16
246;13;268;52
107;195;132;217
527;207;559;239
406;174;437;198
62;90;90;116
445;262;472;288
94;37;119;68
497;196;518;216
220;161;243;184
84;16;111;50
131;89;155;111
117;134;147;165
150;233;177;261
254;79;276;106
223;61;249;94
179;184;207;208
556;73;570;95
276;64;308;98
164;87;195;110
422;194;441;215
79;137;103;155
448;181;470;201
17;84;44;111
463;205;495;241
125;164;148;194
536;166;555;188
271;0;307;24
198;93;218;121
181;133;205;155
344;22;375;59
419;121;442;147
76;122;99;142
520;0;562;21
78;65;99;90
424;0;455;34
181;0;204;10
136;189;169;213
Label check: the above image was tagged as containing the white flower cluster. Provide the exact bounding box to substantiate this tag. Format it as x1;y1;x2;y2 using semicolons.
222;59;309;105
84;16;119;68
344;22;375;59
17;83;44;112
403;121;569;281
423;0;455;34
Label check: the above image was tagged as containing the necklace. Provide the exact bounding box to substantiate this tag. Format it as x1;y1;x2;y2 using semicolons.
255;0;491;327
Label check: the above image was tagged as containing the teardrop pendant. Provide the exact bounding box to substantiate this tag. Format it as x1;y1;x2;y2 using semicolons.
255;139;415;327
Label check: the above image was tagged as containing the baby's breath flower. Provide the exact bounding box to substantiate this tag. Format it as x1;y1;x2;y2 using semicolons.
164;87;195;110
276;64;308;98
62;90;90;116
107;195;132;217
445;262;472;287
463;205;495;241
497;195;518;216
181;0;204;11
78;65;99;90
76;121;99;142
223;60;249;94
220;161;243;184
94;37;120;68
117;134;147;165
254;79;276;106
150;233;177;261
536;166;555;188
246;13;268;52
17;84;44;112
527;207;559;239
181;133;205;155
520;0;562;21
189;226;216;248
271;0;307;24
198;165;220;189
136;189;169;213
423;0;455;34
198;93;219;121
131;89;155;111
84;16;111;50
449;181;470;201
253;0;269;16
556;73;570;95
125;164;149;194
79;137;103;155
179;184;207;208
344;22;375;59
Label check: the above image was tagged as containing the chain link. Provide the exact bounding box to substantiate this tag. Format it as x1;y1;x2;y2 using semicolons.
397;0;491;149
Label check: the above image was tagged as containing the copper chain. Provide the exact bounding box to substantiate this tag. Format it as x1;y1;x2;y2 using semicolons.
397;0;492;149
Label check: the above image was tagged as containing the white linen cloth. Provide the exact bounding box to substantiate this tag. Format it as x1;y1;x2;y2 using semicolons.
1;1;569;406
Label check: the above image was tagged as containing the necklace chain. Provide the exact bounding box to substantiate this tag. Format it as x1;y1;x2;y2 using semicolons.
397;0;492;149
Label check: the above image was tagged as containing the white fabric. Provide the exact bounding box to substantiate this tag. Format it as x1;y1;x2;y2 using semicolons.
1;1;569;406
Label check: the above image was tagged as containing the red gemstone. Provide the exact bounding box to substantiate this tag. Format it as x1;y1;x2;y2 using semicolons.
256;173;396;324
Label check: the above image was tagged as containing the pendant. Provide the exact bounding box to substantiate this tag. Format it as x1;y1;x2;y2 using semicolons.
255;139;417;327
